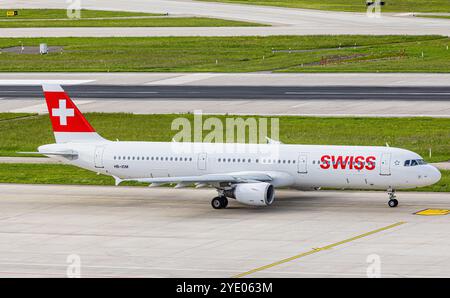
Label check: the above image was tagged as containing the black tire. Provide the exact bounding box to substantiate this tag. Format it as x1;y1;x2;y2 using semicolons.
221;196;228;208
211;197;223;209
388;199;398;208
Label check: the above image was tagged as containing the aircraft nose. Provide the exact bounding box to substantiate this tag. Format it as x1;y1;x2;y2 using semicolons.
427;165;441;185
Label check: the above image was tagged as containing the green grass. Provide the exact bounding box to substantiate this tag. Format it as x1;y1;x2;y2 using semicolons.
0;163;141;186
0;17;263;28
0;113;35;121
0;9;162;19
0;163;447;192
0;113;449;163
0;9;262;27
0;17;265;28
199;0;450;13
0;35;449;72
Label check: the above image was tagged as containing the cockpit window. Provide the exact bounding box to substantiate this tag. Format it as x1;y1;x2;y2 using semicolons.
404;159;427;167
417;159;426;165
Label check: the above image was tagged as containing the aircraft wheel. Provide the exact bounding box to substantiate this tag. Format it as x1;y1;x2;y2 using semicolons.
212;197;224;209
221;196;228;208
388;198;398;208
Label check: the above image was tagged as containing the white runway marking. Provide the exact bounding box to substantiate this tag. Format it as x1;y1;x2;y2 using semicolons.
285;92;450;95
146;73;221;85
0;80;94;85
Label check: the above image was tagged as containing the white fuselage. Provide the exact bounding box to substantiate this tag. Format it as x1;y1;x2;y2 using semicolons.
40;141;441;191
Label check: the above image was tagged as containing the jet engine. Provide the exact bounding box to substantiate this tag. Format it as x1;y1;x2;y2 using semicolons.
225;182;275;206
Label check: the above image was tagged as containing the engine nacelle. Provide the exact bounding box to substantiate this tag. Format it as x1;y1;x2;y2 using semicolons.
229;182;275;206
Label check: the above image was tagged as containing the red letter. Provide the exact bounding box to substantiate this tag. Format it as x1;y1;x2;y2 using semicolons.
354;156;364;170
320;155;330;169
340;156;350;169
365;156;376;170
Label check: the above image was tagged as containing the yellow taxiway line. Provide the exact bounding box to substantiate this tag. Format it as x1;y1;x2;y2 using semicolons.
233;221;407;278
414;209;450;216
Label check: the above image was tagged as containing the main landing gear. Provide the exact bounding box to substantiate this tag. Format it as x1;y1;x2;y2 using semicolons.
387;189;398;208
211;196;228;209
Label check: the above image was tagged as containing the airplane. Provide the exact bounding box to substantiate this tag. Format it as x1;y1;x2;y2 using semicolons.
28;84;441;209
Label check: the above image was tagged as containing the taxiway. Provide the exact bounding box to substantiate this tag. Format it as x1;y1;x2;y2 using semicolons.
0;184;448;277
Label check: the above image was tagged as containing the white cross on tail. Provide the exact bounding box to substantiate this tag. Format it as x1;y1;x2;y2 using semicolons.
52;99;74;126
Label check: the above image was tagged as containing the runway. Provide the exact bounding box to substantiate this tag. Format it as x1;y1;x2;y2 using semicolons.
1;0;450;36
2;85;450;101
2;72;450;87
2;84;450;117
0;183;448;277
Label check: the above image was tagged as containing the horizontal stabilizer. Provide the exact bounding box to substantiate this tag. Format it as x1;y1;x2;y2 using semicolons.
18;151;78;157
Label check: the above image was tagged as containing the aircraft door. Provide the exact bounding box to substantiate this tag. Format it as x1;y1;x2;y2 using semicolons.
380;153;391;176
197;153;207;170
297;153;308;174
94;146;105;168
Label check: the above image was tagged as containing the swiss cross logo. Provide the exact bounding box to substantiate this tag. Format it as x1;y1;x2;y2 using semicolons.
43;90;95;132
52;99;75;126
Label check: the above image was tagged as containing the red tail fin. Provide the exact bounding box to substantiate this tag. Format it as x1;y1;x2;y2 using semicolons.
42;85;106;143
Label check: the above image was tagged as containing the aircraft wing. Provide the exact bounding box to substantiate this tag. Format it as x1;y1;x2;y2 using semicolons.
115;172;273;187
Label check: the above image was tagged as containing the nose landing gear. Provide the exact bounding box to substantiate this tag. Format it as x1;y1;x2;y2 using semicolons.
211;196;228;209
387;189;398;207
